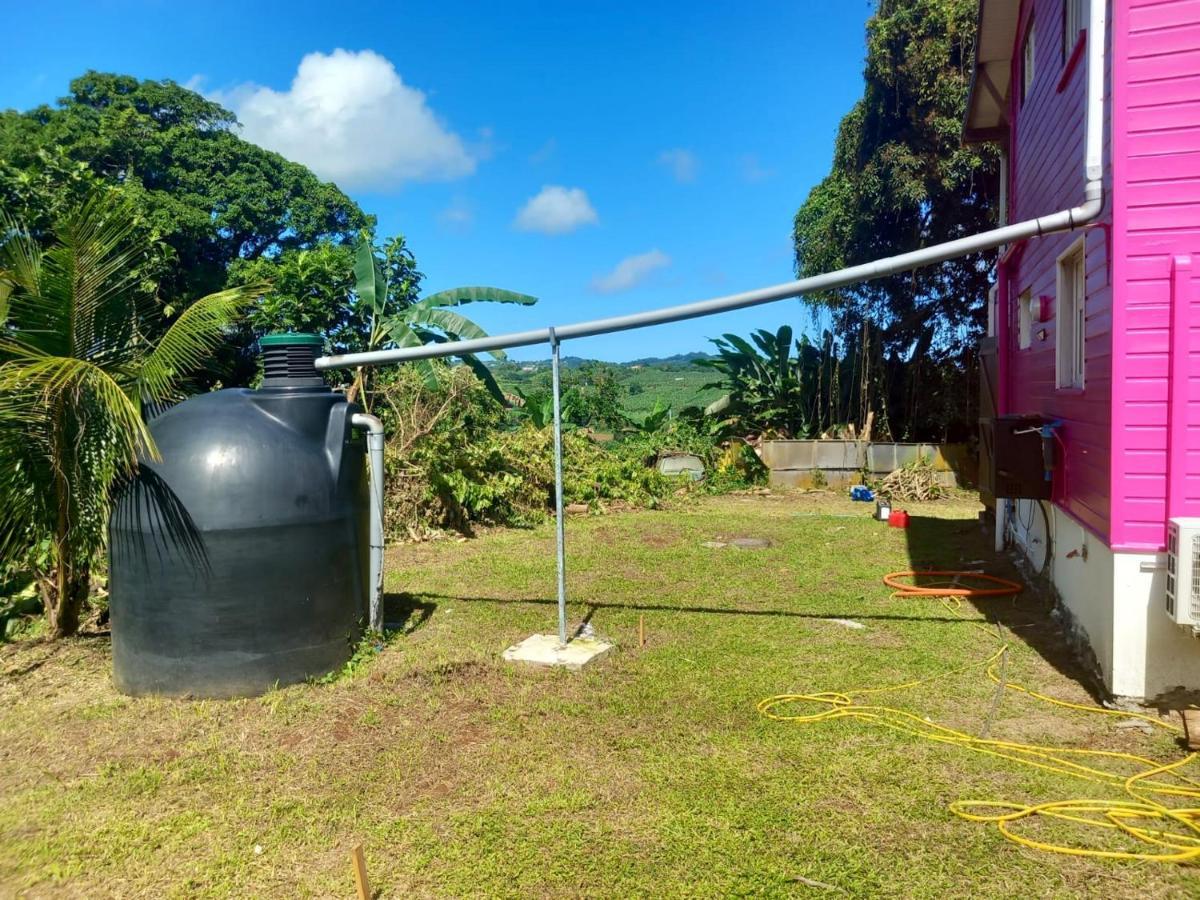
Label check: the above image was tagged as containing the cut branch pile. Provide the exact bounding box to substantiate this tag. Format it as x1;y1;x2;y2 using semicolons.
877;459;942;502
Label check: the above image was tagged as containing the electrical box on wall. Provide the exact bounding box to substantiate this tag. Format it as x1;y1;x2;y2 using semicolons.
990;415;1053;499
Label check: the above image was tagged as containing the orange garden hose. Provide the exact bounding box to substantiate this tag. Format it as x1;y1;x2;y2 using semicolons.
883;570;1024;598
758;570;1200;863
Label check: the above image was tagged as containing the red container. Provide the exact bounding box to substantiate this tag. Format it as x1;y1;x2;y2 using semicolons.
888;510;910;528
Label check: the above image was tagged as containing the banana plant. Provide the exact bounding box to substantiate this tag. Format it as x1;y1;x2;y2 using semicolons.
511;387;575;430
696;325;811;438
350;237;536;408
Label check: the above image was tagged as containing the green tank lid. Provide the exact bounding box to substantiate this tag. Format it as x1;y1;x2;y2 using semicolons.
260;332;324;347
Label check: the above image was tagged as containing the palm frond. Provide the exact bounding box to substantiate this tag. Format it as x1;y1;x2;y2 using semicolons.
0;211;42;302
138;283;265;404
0;350;155;469
44;194;145;361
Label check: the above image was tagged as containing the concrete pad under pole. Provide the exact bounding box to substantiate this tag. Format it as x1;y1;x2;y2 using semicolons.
503;634;614;671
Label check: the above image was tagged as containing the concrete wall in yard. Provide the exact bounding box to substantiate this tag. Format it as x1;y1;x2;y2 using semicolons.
761;441;971;490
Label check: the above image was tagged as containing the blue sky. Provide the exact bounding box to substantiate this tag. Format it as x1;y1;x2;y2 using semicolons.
3;0;873;361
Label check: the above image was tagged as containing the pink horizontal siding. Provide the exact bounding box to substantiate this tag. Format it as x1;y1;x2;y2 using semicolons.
1111;0;1200;551
1004;0;1115;542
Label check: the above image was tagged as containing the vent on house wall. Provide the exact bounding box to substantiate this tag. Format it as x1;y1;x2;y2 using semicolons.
1165;518;1200;629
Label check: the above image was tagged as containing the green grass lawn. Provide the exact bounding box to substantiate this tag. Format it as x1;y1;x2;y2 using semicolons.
1;493;1196;897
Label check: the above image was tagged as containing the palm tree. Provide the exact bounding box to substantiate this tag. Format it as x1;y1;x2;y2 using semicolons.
349;236;536;408
0;193;264;637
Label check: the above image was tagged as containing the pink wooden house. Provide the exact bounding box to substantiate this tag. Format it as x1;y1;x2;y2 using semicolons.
965;0;1200;700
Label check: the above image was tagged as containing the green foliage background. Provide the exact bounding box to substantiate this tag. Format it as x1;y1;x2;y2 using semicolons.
0;72;372;385
792;0;996;441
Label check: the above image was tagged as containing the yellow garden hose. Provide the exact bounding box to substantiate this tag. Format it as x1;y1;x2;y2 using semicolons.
758;571;1200;863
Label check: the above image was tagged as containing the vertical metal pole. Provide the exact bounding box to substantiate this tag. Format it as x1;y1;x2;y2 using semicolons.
550;328;568;647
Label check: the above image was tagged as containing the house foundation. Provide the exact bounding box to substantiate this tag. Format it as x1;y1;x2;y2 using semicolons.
1009;498;1200;701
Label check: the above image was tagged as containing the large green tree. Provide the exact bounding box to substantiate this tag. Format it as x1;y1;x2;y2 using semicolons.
793;0;997;437
0;72;371;300
1;73;372;384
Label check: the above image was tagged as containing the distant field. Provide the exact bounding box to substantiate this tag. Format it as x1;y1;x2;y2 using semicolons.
491;354;724;419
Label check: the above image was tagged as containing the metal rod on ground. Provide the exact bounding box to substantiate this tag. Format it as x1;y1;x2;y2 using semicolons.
550;328;568;647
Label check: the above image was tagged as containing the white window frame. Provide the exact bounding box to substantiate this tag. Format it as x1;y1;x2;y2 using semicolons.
1022;17;1036;103
1018;289;1033;350
1056;238;1086;389
1063;0;1087;63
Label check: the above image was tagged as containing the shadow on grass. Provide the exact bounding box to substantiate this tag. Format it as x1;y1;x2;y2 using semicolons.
902;512;1108;703
385;590;973;626
382;592;437;636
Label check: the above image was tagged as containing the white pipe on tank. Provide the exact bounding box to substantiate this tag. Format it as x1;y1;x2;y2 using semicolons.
351;413;385;632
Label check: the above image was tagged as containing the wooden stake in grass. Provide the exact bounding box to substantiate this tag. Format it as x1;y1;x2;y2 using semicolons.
638;614;646;648
350;844;371;900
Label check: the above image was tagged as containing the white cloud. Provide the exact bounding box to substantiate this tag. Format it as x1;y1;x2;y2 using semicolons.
657;148;698;183
591;249;671;294
740;153;775;183
514;185;598;235
437;197;474;232
216;49;476;190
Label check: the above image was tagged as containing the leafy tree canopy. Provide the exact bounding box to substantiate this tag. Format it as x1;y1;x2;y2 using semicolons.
793;0;998;362
0;72;372;303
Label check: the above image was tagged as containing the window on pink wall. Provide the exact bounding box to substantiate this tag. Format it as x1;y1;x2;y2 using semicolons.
1063;0;1087;63
1022;17;1036;104
1056;239;1086;389
1018;289;1033;350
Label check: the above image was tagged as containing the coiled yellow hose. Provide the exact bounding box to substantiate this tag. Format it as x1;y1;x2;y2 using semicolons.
757;571;1200;862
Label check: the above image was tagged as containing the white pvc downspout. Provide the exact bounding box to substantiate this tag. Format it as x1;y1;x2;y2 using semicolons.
351;413;385;632
995;148;1009;555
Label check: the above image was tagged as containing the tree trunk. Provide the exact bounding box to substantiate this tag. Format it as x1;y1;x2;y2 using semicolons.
46;560;89;639
46;397;90;639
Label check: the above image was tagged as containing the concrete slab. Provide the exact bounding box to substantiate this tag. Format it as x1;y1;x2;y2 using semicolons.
502;633;614;671
731;537;772;549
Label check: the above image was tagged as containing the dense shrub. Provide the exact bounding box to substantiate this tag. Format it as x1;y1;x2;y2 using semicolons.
374;366;763;537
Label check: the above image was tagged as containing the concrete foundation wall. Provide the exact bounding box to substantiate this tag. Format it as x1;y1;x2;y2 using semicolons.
1009;499;1200;700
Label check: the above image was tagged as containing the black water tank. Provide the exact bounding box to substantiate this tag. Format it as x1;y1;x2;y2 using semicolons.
109;334;369;698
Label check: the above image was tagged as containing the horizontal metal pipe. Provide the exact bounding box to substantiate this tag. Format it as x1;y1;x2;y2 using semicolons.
317;195;1100;371
316;2;1106;373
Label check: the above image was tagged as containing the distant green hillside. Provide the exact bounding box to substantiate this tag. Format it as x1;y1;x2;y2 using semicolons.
490;354;723;419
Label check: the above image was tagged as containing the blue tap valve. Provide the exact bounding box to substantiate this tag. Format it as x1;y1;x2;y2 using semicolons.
1039;420;1062;481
